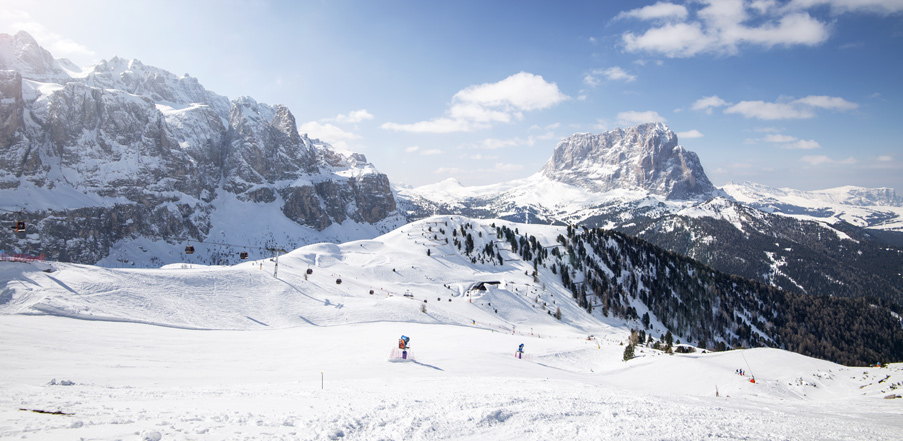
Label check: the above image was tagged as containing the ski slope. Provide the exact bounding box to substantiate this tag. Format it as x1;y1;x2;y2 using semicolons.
1;216;901;440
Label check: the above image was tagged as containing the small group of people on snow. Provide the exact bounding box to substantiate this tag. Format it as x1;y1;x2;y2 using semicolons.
394;336;525;361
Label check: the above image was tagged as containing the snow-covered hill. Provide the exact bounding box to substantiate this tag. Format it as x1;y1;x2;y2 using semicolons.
0;216;599;333
1;215;901;439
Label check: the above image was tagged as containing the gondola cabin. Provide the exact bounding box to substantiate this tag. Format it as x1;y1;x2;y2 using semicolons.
184;245;195;255
239;252;248;260
13;221;25;232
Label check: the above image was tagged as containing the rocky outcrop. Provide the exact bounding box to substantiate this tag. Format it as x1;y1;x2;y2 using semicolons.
540;122;719;200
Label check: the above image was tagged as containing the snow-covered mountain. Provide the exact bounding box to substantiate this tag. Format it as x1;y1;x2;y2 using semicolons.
723;181;903;231
398;123;903;304
400;123;723;226
540;122;720;199
0;31;403;266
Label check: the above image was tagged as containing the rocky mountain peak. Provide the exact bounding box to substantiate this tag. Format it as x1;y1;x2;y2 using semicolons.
0;31;67;81
540;122;719;200
272;104;302;144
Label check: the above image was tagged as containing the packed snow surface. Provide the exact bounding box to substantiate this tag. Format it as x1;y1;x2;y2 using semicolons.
1;216;901;440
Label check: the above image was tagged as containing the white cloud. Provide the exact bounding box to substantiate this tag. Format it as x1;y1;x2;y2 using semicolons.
621;0;832;58
403;145;442;155
382;72;568;133
763;134;797;143
726;100;814;119
737;12;829;48
691;95;731;114
677;129;704;138
725;95;857;119
616;111;667;126
0;12;97;63
791;95;858;110
624;22;714;57
332;109;374;123
584;67;637;86
877;155;893;162
299;121;360;151
617;2;690;21
301;109;376;150
453;72;568;112
593;119;611;131
752;132;821;149
800;155;856;165
784;139;821;149
749;0;779;13
474;137;532;150
786;0;903;14
381;118;475;134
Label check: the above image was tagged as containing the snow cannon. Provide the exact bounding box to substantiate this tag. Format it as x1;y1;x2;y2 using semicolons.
388;335;412;361
389;340;414;362
750;377;756;384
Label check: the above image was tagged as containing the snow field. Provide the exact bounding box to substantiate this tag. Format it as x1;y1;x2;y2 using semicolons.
1;316;901;440
2;215;902;439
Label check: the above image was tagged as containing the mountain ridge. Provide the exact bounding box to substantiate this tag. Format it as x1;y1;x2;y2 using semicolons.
0;30;403;266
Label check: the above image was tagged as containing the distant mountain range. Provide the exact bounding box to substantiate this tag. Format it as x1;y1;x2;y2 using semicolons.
0;31;403;266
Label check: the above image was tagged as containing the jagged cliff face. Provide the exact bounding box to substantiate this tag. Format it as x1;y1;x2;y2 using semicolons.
541;122;718;200
0;31;400;265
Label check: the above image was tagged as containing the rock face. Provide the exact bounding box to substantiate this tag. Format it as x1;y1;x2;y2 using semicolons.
0;31;401;266
540;122;719;200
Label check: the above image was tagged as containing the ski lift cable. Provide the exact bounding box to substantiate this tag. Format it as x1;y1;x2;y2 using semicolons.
173;237;275;252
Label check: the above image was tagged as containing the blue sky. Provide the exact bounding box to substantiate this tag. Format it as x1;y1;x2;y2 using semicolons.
2;0;902;191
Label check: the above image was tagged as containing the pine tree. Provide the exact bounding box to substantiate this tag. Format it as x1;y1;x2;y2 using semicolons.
623;343;635;361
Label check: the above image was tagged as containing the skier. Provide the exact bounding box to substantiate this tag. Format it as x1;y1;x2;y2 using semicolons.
516;343;524;359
